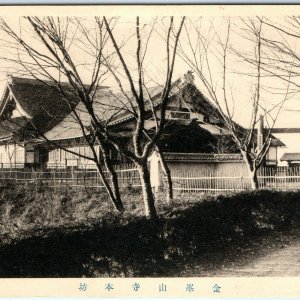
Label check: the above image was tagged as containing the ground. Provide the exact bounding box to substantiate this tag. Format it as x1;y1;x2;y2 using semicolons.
182;228;300;277
220;231;300;276
1;188;300;277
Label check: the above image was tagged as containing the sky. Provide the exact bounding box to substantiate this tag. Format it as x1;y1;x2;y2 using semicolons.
0;14;300;131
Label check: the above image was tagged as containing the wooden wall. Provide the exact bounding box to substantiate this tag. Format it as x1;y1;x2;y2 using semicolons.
167;160;248;177
0;144;25;167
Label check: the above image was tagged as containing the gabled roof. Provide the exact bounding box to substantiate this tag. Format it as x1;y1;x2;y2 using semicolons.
7;77;79;130
45;79;218;141
44;85;163;141
0;76;115;142
281;153;300;162
0;75;286;152
107;79;223;126
0;77;82;142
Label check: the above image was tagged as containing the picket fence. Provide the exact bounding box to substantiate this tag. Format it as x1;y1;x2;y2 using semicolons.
0;164;141;190
170;166;300;193
1;165;300;193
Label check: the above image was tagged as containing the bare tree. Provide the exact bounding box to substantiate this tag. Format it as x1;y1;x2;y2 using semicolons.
0;17;124;212
178;17;290;189
209;134;238;154
102;16;185;217
258;17;300;93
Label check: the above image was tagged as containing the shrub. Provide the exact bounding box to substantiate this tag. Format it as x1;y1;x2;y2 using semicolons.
1;184;300;277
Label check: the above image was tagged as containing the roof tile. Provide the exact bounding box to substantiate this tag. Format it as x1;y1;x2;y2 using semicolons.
281;153;300;161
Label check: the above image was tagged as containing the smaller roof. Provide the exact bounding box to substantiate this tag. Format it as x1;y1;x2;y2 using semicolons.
280;153;300;162
0;117;29;143
270;134;286;147
252;129;285;147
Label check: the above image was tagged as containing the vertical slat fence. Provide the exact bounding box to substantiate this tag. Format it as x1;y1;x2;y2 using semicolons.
2;165;300;193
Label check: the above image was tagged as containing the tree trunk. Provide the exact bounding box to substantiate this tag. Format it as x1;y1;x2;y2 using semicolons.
241;150;259;191
249;169;259;190
103;157;122;205
137;162;157;219
98;142;124;212
156;147;173;203
95;161;124;212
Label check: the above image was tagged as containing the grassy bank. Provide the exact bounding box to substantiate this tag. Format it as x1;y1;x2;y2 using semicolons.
1;183;300;277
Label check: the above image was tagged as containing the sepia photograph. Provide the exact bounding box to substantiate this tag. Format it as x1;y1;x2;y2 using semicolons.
0;5;300;278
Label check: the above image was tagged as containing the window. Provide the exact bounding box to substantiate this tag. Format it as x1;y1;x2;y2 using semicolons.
266;146;277;165
203;115;210;123
169;111;190;120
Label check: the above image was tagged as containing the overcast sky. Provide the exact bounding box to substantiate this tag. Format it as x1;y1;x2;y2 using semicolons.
0;11;300;129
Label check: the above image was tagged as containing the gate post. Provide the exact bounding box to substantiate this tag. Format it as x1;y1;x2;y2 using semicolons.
148;150;162;193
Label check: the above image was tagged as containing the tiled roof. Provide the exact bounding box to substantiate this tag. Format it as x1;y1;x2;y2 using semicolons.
45;85;162;141
0;76;286;152
164;152;243;162
281;153;300;161
45;79;225;141
7;77;80;134
1;77;123;142
43;88;133;141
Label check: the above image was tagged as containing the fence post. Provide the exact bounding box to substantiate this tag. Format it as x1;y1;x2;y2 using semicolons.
285;172;287;190
120;169;123;188
71;167;75;187
53;169;56;192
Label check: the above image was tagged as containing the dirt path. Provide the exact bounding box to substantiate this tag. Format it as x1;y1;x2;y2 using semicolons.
218;236;300;276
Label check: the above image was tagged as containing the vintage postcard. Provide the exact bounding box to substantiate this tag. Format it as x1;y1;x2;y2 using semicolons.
0;3;300;298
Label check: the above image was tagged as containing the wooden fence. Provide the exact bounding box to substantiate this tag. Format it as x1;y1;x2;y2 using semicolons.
0;165;141;190
2;165;300;193
169;166;300;193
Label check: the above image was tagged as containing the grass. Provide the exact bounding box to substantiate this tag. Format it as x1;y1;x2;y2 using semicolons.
0;182;203;245
1;182;300;277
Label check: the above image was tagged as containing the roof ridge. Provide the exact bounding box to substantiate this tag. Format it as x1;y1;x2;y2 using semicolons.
163;152;243;162
7;76;109;90
8;76;69;86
